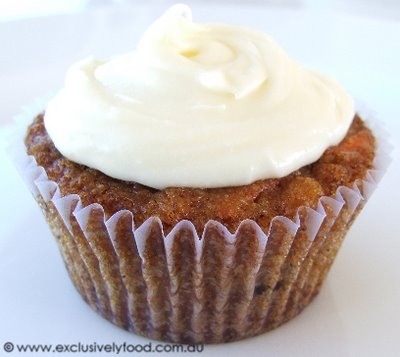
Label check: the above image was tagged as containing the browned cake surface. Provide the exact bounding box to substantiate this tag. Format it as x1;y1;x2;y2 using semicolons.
25;113;375;235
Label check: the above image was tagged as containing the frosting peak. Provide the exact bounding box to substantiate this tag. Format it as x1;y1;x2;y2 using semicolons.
139;4;268;99
44;5;354;189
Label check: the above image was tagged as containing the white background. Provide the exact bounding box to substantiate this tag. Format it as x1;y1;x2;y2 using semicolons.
0;1;400;356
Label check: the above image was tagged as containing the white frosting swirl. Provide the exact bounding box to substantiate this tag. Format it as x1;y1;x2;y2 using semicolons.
44;4;354;189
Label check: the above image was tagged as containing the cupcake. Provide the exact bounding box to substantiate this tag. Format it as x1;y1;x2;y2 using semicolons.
16;5;385;344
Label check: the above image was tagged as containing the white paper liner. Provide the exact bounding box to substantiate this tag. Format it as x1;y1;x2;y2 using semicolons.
8;98;391;343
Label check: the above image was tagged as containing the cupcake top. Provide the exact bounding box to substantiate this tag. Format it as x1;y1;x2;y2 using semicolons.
44;4;354;189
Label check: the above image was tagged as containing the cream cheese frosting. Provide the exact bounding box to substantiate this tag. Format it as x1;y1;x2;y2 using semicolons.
44;4;354;189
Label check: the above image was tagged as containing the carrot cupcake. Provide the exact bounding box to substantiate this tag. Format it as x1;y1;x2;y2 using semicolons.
18;5;382;344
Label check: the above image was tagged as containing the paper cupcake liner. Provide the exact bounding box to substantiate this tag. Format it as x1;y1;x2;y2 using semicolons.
9;99;391;344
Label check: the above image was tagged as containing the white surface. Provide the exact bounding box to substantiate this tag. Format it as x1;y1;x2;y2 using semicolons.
1;3;400;356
